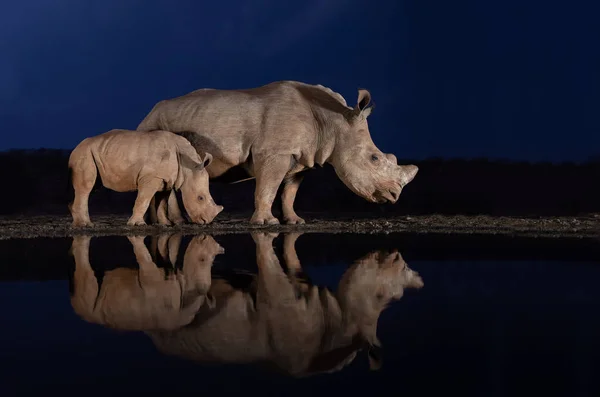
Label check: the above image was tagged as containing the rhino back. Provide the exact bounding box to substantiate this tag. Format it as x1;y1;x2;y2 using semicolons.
149;291;270;363
94;269;185;330
89;129;180;191
142;81;349;166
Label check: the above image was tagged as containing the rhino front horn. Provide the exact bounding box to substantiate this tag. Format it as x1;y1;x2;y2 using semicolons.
400;164;419;186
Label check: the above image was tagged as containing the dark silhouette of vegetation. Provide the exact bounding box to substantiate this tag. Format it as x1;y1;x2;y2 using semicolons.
0;148;598;217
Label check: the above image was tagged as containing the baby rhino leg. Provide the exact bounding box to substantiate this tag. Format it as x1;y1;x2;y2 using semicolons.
157;191;185;225
128;177;164;226
167;190;186;225
69;153;97;228
152;191;172;226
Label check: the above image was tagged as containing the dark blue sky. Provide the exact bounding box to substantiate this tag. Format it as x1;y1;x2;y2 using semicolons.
1;0;598;162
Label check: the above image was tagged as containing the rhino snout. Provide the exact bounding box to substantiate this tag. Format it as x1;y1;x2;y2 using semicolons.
194;217;207;225
374;188;400;204
198;204;224;224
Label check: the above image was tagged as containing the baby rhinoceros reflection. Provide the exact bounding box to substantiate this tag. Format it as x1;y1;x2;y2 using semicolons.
146;232;424;377
69;234;224;331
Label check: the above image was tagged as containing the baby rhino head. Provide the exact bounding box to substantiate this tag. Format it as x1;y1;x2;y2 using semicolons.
180;152;224;224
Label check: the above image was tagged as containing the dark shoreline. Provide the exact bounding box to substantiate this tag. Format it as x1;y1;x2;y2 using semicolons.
0;213;598;240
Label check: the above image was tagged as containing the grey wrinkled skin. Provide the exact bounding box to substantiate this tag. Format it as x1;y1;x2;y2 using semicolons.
136;81;419;225
146;232;424;377
69;234;223;331
68;129;223;227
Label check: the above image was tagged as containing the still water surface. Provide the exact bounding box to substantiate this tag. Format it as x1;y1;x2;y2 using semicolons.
0;232;599;396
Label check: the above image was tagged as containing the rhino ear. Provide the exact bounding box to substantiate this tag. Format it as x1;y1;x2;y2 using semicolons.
356;89;371;110
195;152;213;171
355;89;374;118
361;106;373;118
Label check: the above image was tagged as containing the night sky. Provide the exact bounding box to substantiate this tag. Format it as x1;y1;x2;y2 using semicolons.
1;0;598;162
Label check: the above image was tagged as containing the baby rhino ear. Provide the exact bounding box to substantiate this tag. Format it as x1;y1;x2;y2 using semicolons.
196;152;213;170
354;89;374;118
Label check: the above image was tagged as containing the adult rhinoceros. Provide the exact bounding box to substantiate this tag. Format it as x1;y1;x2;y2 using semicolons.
137;80;418;225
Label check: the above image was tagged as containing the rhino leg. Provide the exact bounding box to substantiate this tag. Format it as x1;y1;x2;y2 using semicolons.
70;235;100;319
70;155;97;228
128;236;164;286
147;196;159;224
283;232;303;274
147;200;159;224
154;191;172;226
250;155;292;225
166;190;186;225
283;232;312;298
281;174;305;224
167;233;182;266
128;178;164;226
157;233;171;262
252;232;294;299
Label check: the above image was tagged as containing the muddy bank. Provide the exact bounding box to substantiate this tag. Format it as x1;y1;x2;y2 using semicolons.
0;213;598;240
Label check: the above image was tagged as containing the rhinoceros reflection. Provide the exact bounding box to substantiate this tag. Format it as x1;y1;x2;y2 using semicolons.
147;232;424;377
69;233;224;331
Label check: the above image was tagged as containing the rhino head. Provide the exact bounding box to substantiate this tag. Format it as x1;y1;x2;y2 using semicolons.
336;249;423;370
337;249;423;323
330;89;418;204
179;152;224;224
182;234;224;295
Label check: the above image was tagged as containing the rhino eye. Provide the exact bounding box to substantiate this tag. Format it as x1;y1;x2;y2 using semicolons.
198;196;204;201
371;154;379;162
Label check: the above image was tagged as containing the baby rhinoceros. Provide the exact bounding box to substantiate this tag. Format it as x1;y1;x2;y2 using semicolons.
68;129;223;227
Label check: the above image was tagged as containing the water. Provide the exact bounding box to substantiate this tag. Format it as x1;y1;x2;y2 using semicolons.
0;232;599;396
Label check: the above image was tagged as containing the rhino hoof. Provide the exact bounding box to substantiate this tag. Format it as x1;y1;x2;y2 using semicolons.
127;219;147;226
170;217;186;225
284;216;305;225
251;231;279;243
72;221;94;228
250;215;280;225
